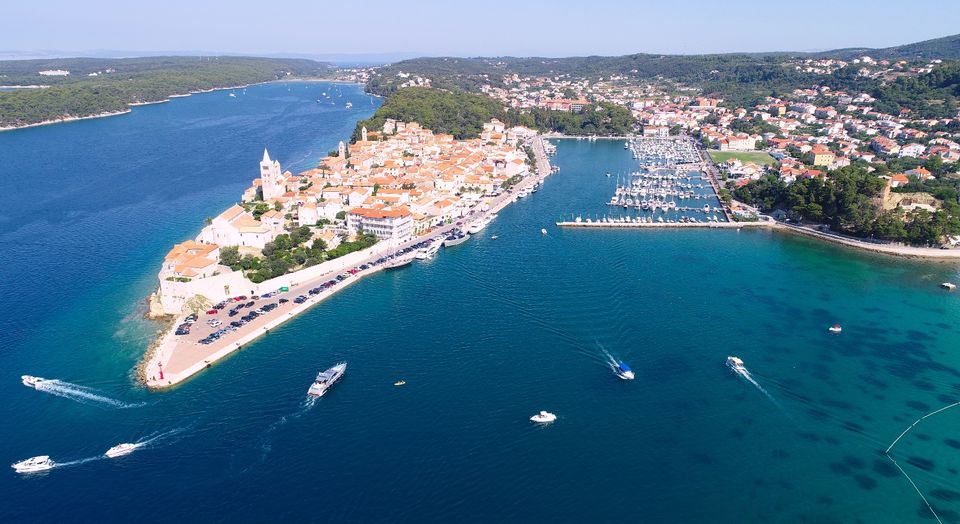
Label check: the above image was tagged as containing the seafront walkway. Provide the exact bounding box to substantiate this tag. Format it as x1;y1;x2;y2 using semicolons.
144;136;554;389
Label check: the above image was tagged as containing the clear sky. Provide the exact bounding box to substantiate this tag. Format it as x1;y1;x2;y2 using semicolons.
4;0;959;58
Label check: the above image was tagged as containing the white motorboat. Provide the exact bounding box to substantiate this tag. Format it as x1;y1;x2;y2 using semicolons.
307;362;347;397
530;411;557;423
21;375;44;388
829;324;842;333
614;361;635;380
105;443;140;458
941;282;956;291
726;356;747;375
12;456;54;473
541;228;548;235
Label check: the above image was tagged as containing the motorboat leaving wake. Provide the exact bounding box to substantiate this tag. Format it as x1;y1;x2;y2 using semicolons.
11;456;54;474
307;363;347;398
598;347;634;380
105;443;140;458
726;356;790;418
614;361;635;380
22;375;44;388
22;376;145;409
726;356;747;377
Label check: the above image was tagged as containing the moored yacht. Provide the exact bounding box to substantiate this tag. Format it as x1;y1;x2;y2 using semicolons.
307;363;347;397
12;456;54;474
105;443;140;458
444;230;470;247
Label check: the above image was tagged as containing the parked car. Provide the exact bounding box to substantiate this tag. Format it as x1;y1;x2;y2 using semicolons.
278;298;289;304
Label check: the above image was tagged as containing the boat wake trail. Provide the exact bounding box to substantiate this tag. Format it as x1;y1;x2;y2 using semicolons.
258;398;317;460
33;379;146;409
51;455;108;469
733;366;792;419
135;426;190;448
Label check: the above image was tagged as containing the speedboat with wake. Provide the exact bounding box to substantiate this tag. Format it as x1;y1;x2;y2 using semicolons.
726;356;747;376
613;361;635;380
12;456;54;473
22;375;45;388
307;362;347;397
105;443;140;458
530;411;557;423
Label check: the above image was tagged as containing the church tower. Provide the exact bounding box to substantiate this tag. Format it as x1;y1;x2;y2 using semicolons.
260;149;284;201
338;140;346;158
361;126;368;142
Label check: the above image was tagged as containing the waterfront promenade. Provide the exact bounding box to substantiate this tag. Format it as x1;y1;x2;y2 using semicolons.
143;136;553;389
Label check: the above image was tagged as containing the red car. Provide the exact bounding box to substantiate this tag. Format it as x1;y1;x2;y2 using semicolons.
206;309;218;315
348;268;359;275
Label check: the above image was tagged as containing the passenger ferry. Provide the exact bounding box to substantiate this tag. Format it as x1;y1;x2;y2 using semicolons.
307;363;347;397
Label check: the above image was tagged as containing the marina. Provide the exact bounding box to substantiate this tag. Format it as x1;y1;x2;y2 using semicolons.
564;136;732;226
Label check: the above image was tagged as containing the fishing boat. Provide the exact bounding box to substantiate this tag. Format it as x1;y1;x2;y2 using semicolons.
11;456;54;473
21;375;44;388
394;380;406;387
307;363;347;398
105;443;139;458
829;324;842;333
614;361;635;380
530;411;557;423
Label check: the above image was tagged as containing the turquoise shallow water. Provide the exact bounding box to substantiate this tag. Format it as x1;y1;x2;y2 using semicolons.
3;87;960;523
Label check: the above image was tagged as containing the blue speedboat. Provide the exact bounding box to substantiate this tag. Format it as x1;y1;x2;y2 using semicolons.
614;361;635;380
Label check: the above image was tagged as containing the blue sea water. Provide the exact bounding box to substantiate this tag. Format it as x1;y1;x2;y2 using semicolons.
4;84;960;523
